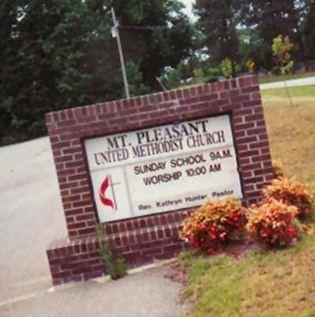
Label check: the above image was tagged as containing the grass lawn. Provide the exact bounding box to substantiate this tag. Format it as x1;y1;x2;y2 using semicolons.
179;87;315;317
262;87;315;190
258;71;315;84
180;232;315;317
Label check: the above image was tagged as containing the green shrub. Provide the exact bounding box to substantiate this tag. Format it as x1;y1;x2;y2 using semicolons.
97;226;128;280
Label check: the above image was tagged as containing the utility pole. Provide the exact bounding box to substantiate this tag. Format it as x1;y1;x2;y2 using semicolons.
111;7;130;99
156;76;167;91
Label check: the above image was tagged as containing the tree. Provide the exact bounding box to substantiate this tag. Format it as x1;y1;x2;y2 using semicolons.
301;0;315;61
108;0;195;88
1;0;115;143
272;35;294;74
237;0;305;69
194;0;240;75
0;0;194;145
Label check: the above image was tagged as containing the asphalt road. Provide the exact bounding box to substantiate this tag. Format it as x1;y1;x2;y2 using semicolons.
0;137;183;317
260;76;315;90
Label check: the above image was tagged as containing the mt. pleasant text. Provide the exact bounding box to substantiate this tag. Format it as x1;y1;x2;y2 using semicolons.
93;118;226;166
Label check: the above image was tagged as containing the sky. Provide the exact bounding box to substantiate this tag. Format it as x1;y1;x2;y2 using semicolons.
180;0;196;20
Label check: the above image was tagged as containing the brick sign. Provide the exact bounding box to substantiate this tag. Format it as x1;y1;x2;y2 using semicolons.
45;76;274;286
85;114;243;222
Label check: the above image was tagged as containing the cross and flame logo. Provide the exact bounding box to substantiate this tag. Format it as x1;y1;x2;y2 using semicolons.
99;175;118;210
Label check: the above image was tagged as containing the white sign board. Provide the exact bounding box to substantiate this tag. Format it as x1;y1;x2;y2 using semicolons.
84;114;243;223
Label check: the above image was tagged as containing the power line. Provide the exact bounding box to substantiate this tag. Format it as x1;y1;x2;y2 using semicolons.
119;25;169;30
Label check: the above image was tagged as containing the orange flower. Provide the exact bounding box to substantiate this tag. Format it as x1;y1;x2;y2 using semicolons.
263;177;313;218
180;198;247;253
247;199;300;247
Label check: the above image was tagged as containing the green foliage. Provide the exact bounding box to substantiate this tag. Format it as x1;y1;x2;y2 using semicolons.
202;66;223;83
237;0;303;70
108;0;195;87
97;225;128;280
272;35;294;75
1;0;315;146
221;58;233;78
161;51;205;89
125;61;151;96
283;60;294;75
0;0;194;145
162;67;185;89
301;1;315;61
194;0;240;68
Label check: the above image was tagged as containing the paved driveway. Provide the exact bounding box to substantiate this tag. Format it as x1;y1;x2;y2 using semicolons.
0;138;182;317
1;265;182;317
260;76;315;90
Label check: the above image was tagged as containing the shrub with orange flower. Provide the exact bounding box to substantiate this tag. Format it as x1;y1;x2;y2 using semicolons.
247;199;300;247
271;159;284;179
263;177;313;218
180;198;247;253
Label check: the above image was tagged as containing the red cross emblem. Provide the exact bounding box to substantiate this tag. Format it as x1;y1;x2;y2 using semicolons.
99;175;119;210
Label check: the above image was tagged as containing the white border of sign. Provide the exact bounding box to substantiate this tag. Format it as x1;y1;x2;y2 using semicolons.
84;114;243;223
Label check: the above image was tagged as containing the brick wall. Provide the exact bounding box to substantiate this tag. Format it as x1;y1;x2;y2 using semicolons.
47;210;186;285
46;75;274;285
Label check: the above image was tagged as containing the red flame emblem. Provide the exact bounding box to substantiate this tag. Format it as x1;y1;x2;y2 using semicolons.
99;175;116;210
